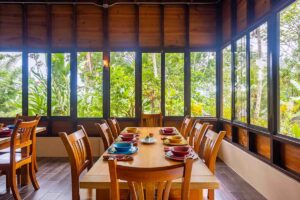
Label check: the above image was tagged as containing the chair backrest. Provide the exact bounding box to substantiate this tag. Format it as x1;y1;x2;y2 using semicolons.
200;130;226;173
14;114;40;125
107;117;121;139
95;120;114;150
108;157;193;200
180;116;193;138
188;121;209;153
59;125;93;200
10;119;39;168
140;113;163;127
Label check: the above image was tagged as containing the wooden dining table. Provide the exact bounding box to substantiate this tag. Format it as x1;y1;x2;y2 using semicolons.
80;127;219;200
0;126;47;185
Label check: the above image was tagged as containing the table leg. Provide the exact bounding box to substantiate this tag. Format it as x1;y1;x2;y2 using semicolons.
96;189;110;200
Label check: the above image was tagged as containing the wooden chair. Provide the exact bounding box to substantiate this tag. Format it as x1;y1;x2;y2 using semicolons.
199;129;226;200
59;125;93;200
140;113;163;127
108;157;193;200
107;117;121;139
180;116;193;139
95;120;115;150
0;119;40;200
0;114;41;172
188;121;209;154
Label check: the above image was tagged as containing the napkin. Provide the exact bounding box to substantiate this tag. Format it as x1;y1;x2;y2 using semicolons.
103;154;134;161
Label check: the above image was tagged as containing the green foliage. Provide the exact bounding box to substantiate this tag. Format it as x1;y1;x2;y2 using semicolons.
191;52;216;117
0;52;22;117
222;46;232;120
51;53;70;116
110;52;135;117
28;53;47;116
279;0;300;139
142;53;161;114
235;36;247;123
77;52;103;118
165;53;184;116
250;23;268;128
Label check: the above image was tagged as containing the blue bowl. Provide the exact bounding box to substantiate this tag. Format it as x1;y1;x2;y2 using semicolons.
7;125;15;130
113;142;132;152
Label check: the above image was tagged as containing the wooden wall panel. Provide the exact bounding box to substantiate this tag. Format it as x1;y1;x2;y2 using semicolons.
164;5;186;48
51;5;73;49
108;5;137;48
139;5;161;48
281;143;300;174
222;0;231;43
0;5;22;48
77;5;103;49
238;127;248;148
189;5;216;48
237;0;247;33
223;123;232;140
255;134;270;159
254;0;271;20
51;120;73;135
27;5;48;49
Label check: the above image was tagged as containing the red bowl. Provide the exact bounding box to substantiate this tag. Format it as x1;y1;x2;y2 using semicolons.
171;146;191;157
121;133;134;137
120;134;135;141
163;128;173;133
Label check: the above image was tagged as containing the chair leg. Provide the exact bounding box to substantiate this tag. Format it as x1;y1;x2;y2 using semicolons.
6;173;10;193
34;157;38;172
29;162;40;190
9;172;21;200
208;189;215;200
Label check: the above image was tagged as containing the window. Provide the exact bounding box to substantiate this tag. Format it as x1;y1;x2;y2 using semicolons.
191;52;216;117
250;23;268;128
77;52;103;118
235;36;247;123
110;52;135;117
165;53;184;116
0;52;22;117
28;53;47;116
222;46;232;120
279;0;300;139
51;53;71;116
142;53;161;114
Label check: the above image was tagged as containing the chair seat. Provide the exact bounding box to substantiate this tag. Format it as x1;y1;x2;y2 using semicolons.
169;188;205;200
0;153;22;165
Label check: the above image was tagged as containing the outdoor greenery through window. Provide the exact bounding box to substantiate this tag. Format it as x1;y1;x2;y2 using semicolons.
51;53;71;116
110;52;135;117
279;0;300;139
250;23;268;128
142;53;161;114
77;52;103;118
165;53;184;116
28;53;47;116
191;52;216;117
222;46;232;120
0;52;22;117
235;36;247;123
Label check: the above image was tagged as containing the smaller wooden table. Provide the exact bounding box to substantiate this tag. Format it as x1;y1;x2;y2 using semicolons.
0;127;46;149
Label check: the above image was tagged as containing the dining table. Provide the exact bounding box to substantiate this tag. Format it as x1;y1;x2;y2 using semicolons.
0;126;47;185
80;127;219;200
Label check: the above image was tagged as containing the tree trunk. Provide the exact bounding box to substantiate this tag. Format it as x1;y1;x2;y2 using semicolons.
254;28;264;119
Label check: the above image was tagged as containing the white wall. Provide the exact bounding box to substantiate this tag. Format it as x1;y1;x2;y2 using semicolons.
218;140;300;200
36;137;104;157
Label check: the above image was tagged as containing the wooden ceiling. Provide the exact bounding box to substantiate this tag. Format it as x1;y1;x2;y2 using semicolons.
0;0;221;4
